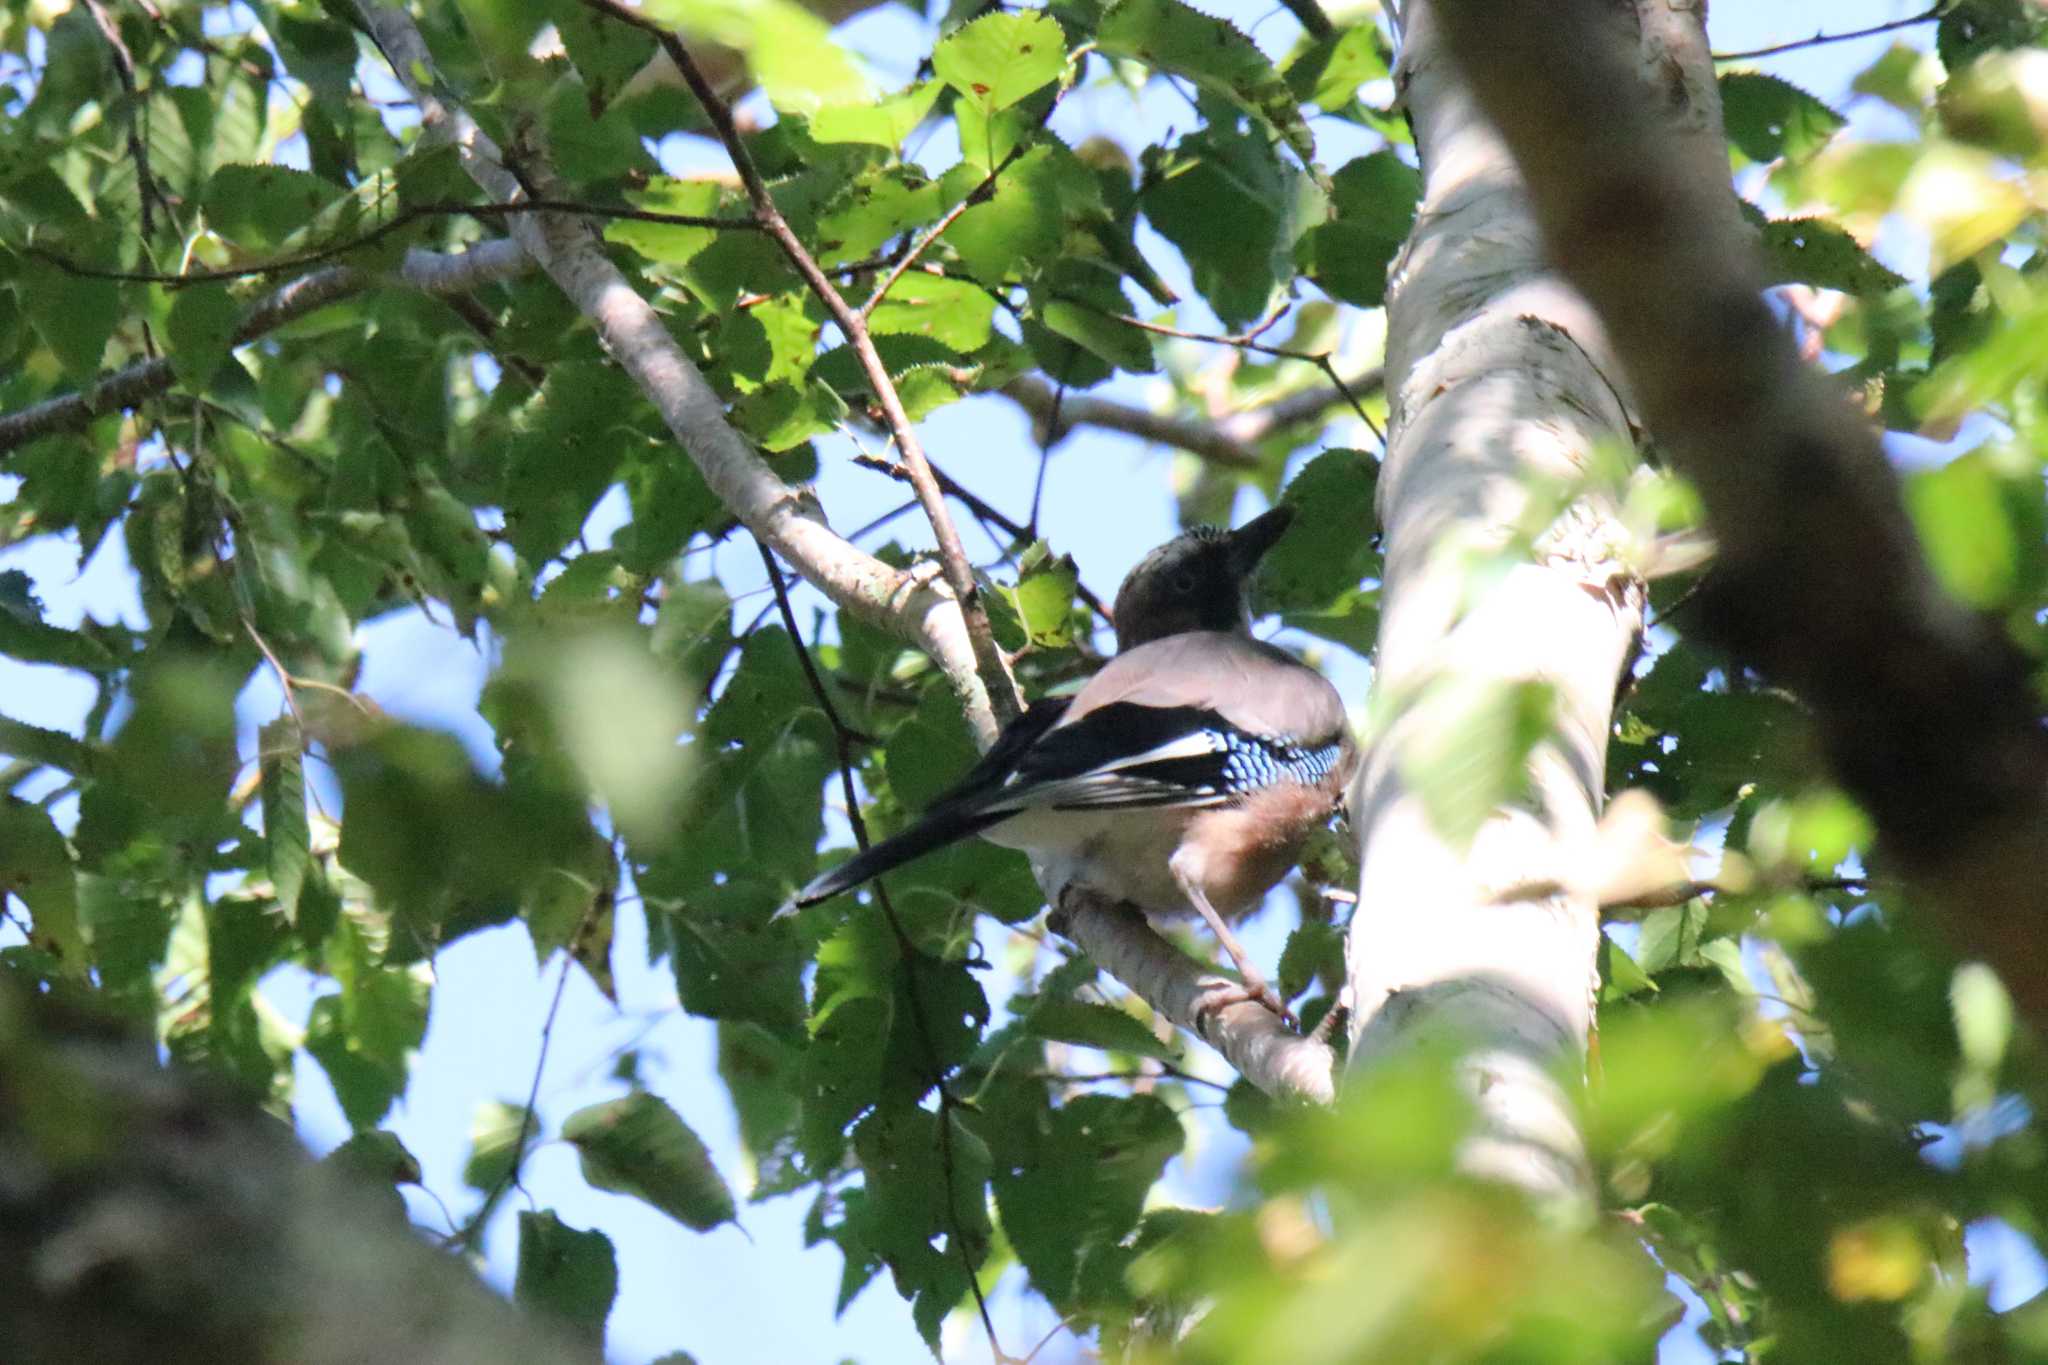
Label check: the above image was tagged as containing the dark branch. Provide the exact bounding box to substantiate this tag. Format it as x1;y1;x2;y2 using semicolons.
1712;6;1939;62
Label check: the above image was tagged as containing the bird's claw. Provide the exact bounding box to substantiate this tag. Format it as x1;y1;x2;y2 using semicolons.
1193;972;1298;1033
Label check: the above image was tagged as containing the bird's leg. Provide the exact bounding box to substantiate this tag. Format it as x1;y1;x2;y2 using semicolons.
1171;866;1294;1027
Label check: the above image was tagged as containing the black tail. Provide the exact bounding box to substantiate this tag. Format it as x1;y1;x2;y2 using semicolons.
780;800;1009;915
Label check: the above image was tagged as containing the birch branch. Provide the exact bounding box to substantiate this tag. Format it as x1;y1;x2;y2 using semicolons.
1050;892;1336;1105
0;240;531;457
1433;0;2048;1019
1000;368;1384;470
585;0;1022;729
352;0;1004;741
352;3;1323;1101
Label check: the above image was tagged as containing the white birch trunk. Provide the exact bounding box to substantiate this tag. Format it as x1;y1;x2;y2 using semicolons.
1344;0;1666;1208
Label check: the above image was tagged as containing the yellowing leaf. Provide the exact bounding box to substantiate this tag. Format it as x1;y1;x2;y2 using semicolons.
636;0;869;111
1897;144;2031;273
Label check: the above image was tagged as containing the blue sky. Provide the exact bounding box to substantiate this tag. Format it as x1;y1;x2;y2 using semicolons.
3;2;2039;1362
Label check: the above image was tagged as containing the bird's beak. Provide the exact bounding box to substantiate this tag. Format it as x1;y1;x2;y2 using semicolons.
1227;503;1296;574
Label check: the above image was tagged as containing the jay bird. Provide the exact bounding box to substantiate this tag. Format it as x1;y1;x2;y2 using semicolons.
786;505;1357;1020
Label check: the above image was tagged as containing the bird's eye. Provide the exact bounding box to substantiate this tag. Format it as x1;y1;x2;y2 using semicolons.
1171;573;1198;594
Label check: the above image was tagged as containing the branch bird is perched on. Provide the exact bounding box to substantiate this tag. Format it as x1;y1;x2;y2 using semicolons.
786;506;1357;1021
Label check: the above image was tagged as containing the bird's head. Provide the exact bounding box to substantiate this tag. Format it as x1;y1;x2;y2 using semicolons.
1110;504;1295;649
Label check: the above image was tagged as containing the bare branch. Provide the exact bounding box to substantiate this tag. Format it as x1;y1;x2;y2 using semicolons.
1713;7;1939;62
999;367;1384;469
1051;892;1336;1104
0;240;531;456
22;198;758;286
848;450;1115;624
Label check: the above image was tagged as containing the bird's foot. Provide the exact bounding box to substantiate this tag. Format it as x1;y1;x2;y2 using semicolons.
1193;970;1297;1033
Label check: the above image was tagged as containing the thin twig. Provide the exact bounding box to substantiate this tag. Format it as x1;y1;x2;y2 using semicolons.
1018;1313;1081;1365
22;197;758;286
1276;0;1336;40
862;142;1027;320
1027;381;1063;537
82;0;170;239
757;544;1010;1362
591;0;1021;727
0;238;531;456
1034;1066;1231;1092
849;452;1113;624
1057;297;1388;445
446;894;600;1251
1713;6;1939;62
999;370;1383;468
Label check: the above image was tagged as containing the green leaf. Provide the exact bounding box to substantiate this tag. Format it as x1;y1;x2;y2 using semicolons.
1142;125;1296;328
717;1022;804;1188
1295;151;1421;308
933;11;1067;115
1005;542;1081;649
1719;71;1845;163
19;254;119;382
463;1100;533;1193
986;1093;1182;1307
849;1101;992;1347
0;715;93;774
0;797;84;974
1284;24;1390;111
1098;0;1316;168
1025;1000;1178;1061
1598;933;1659;1003
604;177;728;267
305;916;431;1130
554;0;657;106
882;683;981;811
1398;677;1556;848
1905;448;2036;608
868;271;998;352
515;1210;618;1346
1264;449;1378;611
0;570;118;672
635;0;869;111
1038;299;1155;375
1758;216;1907;296
259;719;311;924
326;1128;424;1187
202;164;345;249
811;79;945;149
1634;901;1709;976
562;1092;737;1231
1937;0;2046;68
165;284;242;390
941;145;1075;282
1277;918;1344;1001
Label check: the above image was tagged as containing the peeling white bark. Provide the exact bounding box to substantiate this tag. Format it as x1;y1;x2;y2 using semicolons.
1054;893;1336;1104
1345;0;1660;1208
1431;0;2048;1020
